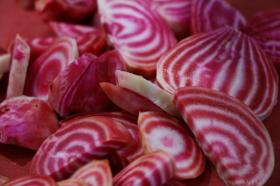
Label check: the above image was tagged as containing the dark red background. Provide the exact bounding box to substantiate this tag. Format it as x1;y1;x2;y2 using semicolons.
0;0;279;185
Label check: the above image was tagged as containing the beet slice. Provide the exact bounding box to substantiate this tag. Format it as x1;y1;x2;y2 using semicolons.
3;175;56;186
174;87;274;186
50;22;107;55
100;82;164;115
25;37;78;100
191;0;246;34
138;111;205;179
30;115;131;180
246;10;280;71
157;27;278;119
48;51;125;117
71;160;112;186
6;35;30;99
113;151;174;186
116;71;178;116
150;0;192;38
0;96;59;150
58;179;87;186
98;0;177;77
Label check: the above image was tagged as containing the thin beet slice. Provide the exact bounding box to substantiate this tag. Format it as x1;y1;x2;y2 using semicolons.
246;10;280;71
6;35;30;99
71;160;112;186
150;0;192;38
3;175;56;186
48;51;125;117
191;0;246;34
157;27;278;119
98;0;177;77
100;82;164;116
113;151;174;186
174;87;275;186
58;179;87;186
138;111;205;179
25;37;78;100
116;71;178;116
30;115;131;180
0;96;59;150
50;22;107;55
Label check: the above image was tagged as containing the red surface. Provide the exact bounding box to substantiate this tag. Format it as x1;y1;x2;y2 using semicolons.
0;0;279;185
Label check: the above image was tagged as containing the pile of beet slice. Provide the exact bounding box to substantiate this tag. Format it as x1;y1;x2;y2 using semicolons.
0;0;280;185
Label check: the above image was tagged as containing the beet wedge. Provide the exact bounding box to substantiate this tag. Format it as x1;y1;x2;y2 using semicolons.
157;27;278;119
0;96;59;150
58;179;87;186
0;54;11;80
3;175;56;186
246;10;280;71
7;35;30;99
191;0;246;34
100;82;164;115
116;71;178;116
25;37;78;100
138;111;205;179
48;51;125;117
50;22;107;55
71;160;112;186
30;115;131;180
174;87;274;186
98;0;177;77
113;151;174;186
149;0;192;38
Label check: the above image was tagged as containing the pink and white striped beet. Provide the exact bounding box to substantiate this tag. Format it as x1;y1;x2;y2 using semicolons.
113;151;174;186
0;96;59;150
3;176;56;186
48;51;125;117
138;111;205;179
174;87;275;186
50;22;107;55
71;160;112;186
7;35;30;99
191;0;246;34
98;0;177;77
25;37;78;100
149;0;192;38
157;27;278;119
28;37;55;58
246;10;280;71
30;115;131;180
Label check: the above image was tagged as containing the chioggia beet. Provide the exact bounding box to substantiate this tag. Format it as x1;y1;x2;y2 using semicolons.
157;27;278;119
0;96;59;150
174;87;275;186
246;10;280;71
6;35;30;99
50;22;107;55
25;37;78;100
30;115;131;180
71;160;112;186
191;0;246;34
3;175;56;186
48;51;125;117
28;37;55;58
113;151;175;186
98;0;177;77
138;111;205;179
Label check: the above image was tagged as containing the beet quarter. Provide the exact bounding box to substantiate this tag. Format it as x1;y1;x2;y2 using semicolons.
174;87;274;186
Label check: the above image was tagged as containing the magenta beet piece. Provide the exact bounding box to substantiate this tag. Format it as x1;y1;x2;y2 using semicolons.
174;87;274;186
0;96;59;150
48;51;125;117
30;115;131;180
157;27;278;119
98;0;177;77
25;37;78;100
246;10;280;71
6;35;30;99
191;0;246;34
